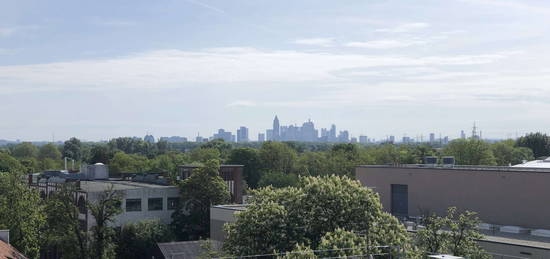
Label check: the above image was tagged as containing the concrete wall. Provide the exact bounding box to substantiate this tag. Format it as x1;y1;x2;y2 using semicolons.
355;166;550;229
85;186;180;229
210;206;240;242
479;240;550;259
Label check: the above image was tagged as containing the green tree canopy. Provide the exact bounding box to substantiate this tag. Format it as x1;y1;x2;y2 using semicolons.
89;144;112;164
443;139;496;165
227;147;262;188
11;142;38;159
0;171;45;258
38;143;62;160
223;175;410;257
516;132;550;158
109;151;150;175
259;141;297;174
171;159;230;240
416;207;489;258
492;140;535;166
0;152;24;173
116;220;174;259
88;186;124;259
63;137;83;161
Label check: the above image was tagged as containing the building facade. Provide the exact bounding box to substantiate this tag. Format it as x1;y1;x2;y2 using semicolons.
355;165;550;230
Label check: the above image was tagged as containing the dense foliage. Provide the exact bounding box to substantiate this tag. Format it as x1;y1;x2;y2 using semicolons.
223;175;412;257
171;159;230;240
416;207;490;258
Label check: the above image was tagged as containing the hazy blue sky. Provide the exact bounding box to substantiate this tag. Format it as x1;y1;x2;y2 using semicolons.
1;0;550;141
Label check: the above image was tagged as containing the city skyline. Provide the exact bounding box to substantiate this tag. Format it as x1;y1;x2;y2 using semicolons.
2;1;550;141
0;115;514;144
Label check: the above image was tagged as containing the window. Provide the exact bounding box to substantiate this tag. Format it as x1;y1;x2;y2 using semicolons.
391;184;408;219
148;198;163;211
167;197;180;210
126;199;142;212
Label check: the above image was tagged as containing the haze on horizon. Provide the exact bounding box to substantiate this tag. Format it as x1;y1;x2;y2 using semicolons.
1;0;550;141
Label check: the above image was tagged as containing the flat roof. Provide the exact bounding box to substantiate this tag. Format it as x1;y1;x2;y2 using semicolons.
212;204;249;211
79;180;177;193
357;164;550;173
480;230;550;250
178;164;244;168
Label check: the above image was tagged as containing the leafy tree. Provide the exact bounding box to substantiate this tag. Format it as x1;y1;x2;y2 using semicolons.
0;171;45;258
416;207;490;258
492;140;535;166
190;148;221;163
0;152;24;173
43;184;88;259
516;132;550;158
109;152;150;175
40;158;62;170
63;137;83;161
278;244;317;259
259;141;297;174
88;186;123;259
11;142;38;159
19;157;40;174
223;175;411;257
200;139;232;160
227;147;262;188
171;159;230;240
317;228;367;258
258;171;299;188
116;220;174;259
443;139;496;165
89;144;112;164
38;143;62;160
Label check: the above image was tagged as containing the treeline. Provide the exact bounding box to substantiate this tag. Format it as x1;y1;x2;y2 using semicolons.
2;133;549;189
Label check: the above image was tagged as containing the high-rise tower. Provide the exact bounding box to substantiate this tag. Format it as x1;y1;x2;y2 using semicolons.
273;115;280;141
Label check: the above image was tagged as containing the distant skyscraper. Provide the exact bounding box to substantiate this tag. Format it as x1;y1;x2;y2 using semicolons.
329;124;337;142
338;131;350;143
266;129;273;141
402;136;411;144
429;133;435;143
461;130;466;139
144;134;155;143
359;135;368;144
258;133;265;142
351;137;357;143
212;129;235;142
273;116;280;141
237;126;249;142
389;135;395;143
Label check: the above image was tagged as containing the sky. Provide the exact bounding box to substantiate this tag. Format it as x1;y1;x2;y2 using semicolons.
1;0;550;141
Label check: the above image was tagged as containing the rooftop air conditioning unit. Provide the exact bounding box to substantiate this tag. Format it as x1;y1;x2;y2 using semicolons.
442;156;455;167
424;156;438;165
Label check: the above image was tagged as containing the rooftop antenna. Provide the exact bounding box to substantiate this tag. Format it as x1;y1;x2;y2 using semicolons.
472;121;478;139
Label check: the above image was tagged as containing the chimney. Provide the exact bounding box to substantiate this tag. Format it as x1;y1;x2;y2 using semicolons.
0;230;9;244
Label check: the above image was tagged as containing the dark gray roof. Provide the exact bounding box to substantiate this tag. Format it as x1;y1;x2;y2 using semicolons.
157;240;221;259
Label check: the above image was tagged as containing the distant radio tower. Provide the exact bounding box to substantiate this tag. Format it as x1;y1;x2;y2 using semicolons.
471;122;478;139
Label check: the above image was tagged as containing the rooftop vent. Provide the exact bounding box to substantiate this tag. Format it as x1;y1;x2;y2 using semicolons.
442;156;455;167
424;156;438;165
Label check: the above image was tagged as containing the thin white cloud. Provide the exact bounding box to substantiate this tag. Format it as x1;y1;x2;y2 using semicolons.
0;48;516;93
0;27;17;37
91;19;136;27
228;100;257;107
457;0;550;15
184;0;225;14
293;38;334;47
344;39;427;49
375;22;430;33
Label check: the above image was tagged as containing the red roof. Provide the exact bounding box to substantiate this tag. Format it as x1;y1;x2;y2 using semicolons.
0;240;27;259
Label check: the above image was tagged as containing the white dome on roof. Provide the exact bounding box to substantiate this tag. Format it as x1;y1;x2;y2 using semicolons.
94;163;105;165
